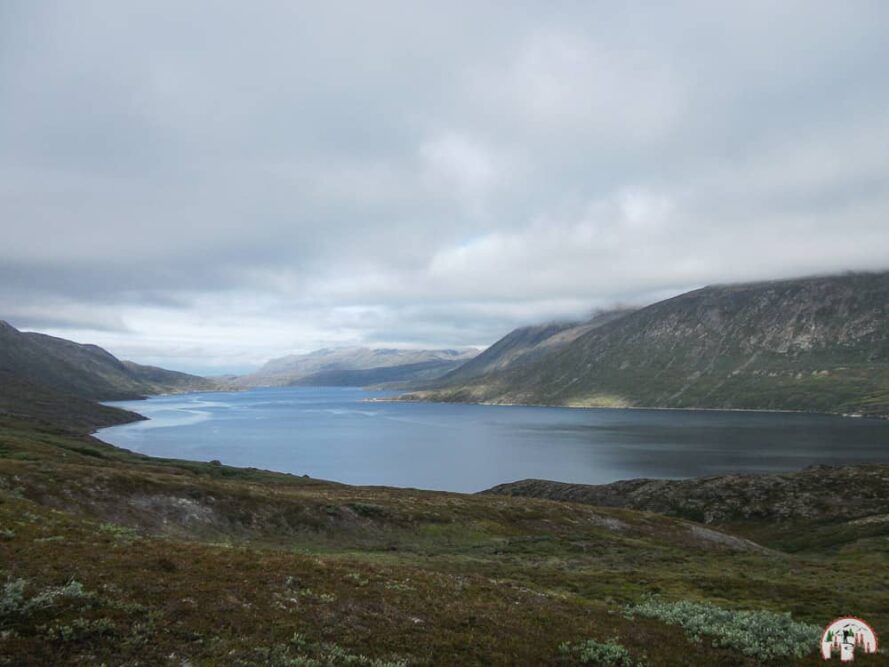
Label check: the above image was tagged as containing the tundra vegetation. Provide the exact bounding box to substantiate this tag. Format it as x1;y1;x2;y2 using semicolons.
0;416;887;665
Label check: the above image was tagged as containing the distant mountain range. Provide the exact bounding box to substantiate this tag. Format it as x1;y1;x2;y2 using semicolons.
0;320;480;429
0;321;215;430
232;347;478;389
3;270;888;429
400;271;889;417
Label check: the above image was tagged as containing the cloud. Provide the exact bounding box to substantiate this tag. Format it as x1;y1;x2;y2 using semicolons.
1;1;888;373
497;28;685;144
419;132;508;215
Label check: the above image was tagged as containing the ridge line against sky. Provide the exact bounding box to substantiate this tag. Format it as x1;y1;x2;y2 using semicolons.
2;1;888;374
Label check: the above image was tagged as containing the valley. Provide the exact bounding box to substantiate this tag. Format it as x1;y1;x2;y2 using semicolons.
1;270;888;664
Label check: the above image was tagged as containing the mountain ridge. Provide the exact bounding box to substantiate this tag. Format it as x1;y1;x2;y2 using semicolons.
421;309;636;389
0;320;216;430
234;345;478;389
400;271;889;416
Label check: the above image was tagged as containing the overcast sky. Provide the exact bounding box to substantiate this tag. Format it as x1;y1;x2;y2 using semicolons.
2;1;888;374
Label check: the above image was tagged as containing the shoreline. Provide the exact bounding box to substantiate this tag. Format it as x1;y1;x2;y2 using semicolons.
79;389;889;496
93;383;240;434
111;382;887;421
79;406;889;496
99;385;887;428
364;395;885;420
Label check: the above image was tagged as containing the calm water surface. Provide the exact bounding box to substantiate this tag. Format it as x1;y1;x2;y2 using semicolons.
98;386;889;492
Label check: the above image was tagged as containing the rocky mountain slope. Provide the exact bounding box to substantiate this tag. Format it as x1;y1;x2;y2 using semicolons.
0;321;214;430
0;321;213;401
404;271;889;416
235;346;477;388
425;309;634;388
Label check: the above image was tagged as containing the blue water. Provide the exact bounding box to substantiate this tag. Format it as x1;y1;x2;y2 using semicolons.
97;386;889;492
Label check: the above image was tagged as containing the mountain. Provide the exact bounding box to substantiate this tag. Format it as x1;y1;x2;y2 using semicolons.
0;370;142;432
234;346;478;388
425;309;634;388
287;359;478;388
0;320;215;430
402;271;889;416
0;321;214;401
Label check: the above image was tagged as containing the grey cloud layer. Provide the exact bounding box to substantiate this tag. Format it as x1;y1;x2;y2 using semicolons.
2;1;888;372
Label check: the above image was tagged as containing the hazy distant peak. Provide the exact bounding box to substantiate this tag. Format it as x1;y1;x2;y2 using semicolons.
235;346;479;388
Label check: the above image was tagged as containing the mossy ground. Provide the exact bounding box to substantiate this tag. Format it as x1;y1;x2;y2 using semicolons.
0;417;886;665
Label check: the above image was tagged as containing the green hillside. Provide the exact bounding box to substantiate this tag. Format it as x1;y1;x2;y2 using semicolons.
0;321;216;430
406;272;889;416
0;321;215;402
425;310;634;389
0;371;142;432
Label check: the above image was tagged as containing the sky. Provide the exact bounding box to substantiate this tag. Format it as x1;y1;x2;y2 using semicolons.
2;1;888;375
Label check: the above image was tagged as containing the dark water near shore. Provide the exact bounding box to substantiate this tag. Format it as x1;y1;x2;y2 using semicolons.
97;386;889;492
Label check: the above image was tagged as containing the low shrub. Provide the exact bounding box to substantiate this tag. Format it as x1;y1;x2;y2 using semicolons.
233;634;407;667
44;617;117;642
0;579;26;619
348;502;388;519
99;522;139;541
559;637;643;665
626;597;820;661
1;578;90;625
